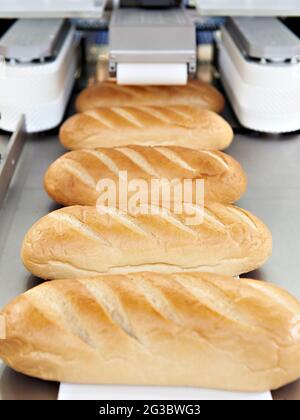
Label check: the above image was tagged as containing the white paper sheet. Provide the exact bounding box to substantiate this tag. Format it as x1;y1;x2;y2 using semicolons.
58;383;272;401
117;63;188;85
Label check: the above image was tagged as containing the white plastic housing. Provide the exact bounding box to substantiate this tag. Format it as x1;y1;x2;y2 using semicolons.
0;26;77;133
219;27;300;133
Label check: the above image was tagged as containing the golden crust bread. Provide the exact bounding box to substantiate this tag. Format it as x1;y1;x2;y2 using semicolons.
21;204;272;280
59;106;233;151
76;81;225;113
44;146;247;206
1;272;299;391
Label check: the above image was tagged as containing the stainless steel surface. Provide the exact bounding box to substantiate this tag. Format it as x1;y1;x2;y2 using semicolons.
0;19;67;62
235;133;300;299
195;0;300;16
0;105;300;399
109;8;196;72
0;130;65;400
0;116;25;208
0;0;105;18
226;17;300;61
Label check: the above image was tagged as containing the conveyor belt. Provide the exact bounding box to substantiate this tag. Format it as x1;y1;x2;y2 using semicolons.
0;93;300;400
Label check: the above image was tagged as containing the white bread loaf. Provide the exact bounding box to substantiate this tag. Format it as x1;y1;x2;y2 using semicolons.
0;272;300;391
76;81;225;113
59;106;233;151
21;204;272;280
44;146;247;206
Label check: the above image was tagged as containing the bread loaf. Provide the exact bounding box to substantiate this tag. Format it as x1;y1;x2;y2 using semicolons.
1;272;299;391
21;204;272;280
59;106;233;151
76;81;225;113
44;146;247;206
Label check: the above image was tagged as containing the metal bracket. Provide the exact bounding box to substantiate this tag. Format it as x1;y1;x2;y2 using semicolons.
109;8;196;71
0;115;26;208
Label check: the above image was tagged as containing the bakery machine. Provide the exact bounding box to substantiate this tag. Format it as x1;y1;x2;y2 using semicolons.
108;5;197;85
0;1;300;133
219;17;300;133
0;19;79;133
1;0;300;401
